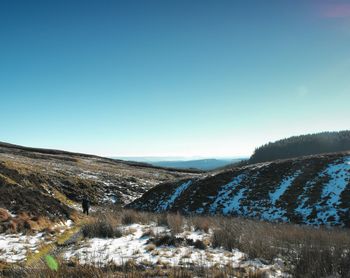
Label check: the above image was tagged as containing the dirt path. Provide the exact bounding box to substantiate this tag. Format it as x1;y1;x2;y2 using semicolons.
25;218;87;268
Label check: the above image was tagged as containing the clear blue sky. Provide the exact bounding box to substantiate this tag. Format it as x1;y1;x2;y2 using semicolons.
1;0;349;157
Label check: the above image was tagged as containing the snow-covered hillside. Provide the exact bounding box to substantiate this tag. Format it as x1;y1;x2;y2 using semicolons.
129;152;350;227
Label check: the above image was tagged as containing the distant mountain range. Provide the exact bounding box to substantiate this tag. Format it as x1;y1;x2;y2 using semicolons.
114;157;247;171
150;159;245;171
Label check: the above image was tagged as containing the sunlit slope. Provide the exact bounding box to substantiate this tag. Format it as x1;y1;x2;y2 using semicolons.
0;142;198;220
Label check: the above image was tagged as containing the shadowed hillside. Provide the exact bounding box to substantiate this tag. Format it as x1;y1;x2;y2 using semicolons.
128;152;350;227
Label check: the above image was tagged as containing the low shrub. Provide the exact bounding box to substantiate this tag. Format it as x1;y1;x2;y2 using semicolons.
156;213;168;226
141;228;155;238
167;212;183;234
82;220;122;238
190;216;212;233
121;210;141;225
0;208;11;222
149;234;184;247
192;239;207;250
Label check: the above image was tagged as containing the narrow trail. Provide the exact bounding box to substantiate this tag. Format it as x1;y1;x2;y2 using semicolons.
24;215;88;268
24;206;106;268
50;228;83;258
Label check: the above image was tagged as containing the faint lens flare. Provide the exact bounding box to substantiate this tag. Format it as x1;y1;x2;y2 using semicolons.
321;3;350;18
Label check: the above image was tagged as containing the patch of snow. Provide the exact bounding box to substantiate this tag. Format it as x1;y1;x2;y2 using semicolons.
177;229;209;242
0;233;44;263
78;172;99;180
63;224;286;277
222;188;247;215
295;156;350;225
259;207;289;222
247;161;272;170
157;180;192;212
249;171;303;222
66;220;73;227
102;181;115;187
7;211;17;218
294;189;314;224
314;156;350;225
269;170;302;205
195;207;204;214
103;194;118;204
209;174;246;214
52;219;74;229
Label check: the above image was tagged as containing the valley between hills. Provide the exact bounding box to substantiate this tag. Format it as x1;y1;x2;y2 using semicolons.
1;132;350;277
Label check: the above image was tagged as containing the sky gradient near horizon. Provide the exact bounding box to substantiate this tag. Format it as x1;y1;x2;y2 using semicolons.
1;0;349;157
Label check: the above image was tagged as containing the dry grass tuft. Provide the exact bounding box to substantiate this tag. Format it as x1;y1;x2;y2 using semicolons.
0;208;11;222
121;209;143;225
190;216;212;233
167;212;183;234
156;213;168;226
141;228;155;238
82;218;122;239
145;243;156;252
210;216;350;277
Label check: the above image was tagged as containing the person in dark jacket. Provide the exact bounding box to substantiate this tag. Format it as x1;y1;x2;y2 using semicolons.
82;196;90;215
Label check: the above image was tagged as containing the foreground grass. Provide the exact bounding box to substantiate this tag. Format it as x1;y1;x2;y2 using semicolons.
80;209;350;277
1;262;267;278
2;208;350;277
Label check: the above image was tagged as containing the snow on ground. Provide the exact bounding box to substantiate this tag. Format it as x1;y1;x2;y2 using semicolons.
78;171;100;180
255;170;303;222
0;220;73;263
209;174;246;214
157;180;192;212
269;170;302;205
0;233;44;263
222;188;247;215
313;156;350;225
295;156;350;225
63;223;287;277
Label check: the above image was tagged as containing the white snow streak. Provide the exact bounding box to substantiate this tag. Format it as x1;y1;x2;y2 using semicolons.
295;156;350;225
269;171;302;205
157;180;192;212
209;174;246;214
315;156;350;224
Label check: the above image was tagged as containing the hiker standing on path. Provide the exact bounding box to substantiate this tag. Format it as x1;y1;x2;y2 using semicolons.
82;196;90;215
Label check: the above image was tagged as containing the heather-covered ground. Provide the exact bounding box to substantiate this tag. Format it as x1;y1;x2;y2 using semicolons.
0;142;199;230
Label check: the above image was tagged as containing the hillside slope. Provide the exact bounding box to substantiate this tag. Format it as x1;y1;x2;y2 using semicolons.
0;142;198;222
249;130;350;163
129;152;350;227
